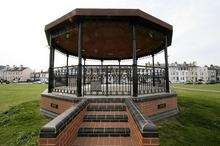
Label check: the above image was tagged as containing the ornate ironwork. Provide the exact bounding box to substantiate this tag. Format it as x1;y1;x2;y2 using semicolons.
52;65;165;96
138;65;166;94
53;66;77;94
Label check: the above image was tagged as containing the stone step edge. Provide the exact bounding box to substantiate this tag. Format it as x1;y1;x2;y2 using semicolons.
88;98;125;103
87;105;126;111
78;127;130;137
83;114;128;122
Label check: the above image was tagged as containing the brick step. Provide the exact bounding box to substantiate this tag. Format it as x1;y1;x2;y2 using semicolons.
89;103;125;106
88;98;125;103
84;114;128;122
72;137;134;146
86;111;127;115
80;122;129;128
77;127;130;137
87;104;126;111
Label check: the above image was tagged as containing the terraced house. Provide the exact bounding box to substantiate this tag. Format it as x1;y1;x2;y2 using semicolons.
30;71;48;83
0;65;32;82
169;62;218;83
38;9;178;146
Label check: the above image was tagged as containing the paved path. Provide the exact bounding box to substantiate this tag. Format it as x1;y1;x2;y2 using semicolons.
173;87;220;93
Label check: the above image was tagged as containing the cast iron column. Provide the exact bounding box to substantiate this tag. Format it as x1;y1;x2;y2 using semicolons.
106;65;108;96
152;54;155;86
101;60;103;66
48;35;55;93
77;21;82;97
101;60;103;84
118;60;121;85
66;54;69;86
83;58;86;96
164;36;170;92
132;24;138;97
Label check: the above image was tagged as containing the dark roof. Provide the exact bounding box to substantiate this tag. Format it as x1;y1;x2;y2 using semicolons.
6;67;28;72
0;65;6;70
169;62;198;68
45;8;173;60
45;8;172;31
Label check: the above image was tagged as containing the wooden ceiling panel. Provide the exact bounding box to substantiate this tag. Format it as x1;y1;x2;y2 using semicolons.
53;20;164;59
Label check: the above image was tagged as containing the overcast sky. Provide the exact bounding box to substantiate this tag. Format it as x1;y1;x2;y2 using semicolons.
0;0;219;71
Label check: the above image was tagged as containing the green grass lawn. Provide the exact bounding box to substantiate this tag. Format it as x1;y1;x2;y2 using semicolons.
0;83;219;146
0;84;47;112
159;84;220;146
173;83;220;91
0;84;48;146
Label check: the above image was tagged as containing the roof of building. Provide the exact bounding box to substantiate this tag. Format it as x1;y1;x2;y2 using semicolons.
169;62;198;68
4;66;30;72
45;8;173;60
0;65;6;70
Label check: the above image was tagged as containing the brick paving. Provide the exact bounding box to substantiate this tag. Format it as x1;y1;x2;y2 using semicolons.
72;137;134;146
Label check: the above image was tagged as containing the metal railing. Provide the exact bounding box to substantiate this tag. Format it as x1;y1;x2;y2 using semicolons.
52;65;166;96
83;65;132;95
138;65;166;94
53;66;77;94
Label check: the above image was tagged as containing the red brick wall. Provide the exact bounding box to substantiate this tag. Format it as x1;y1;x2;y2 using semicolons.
127;108;160;146
137;97;177;117
38;106;87;146
40;95;76;114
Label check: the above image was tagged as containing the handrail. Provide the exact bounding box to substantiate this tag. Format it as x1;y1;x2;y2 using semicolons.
125;98;158;137
39;99;88;138
138;65;165;69
54;65;78;69
53;65;165;69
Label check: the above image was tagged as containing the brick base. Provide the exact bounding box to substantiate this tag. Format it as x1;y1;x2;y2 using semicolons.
136;94;177;117
39;93;177;146
40;95;76;115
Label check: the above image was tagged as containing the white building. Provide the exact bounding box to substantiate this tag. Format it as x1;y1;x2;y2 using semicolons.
197;66;216;83
1;65;33;82
215;66;220;82
197;66;208;82
169;62;218;83
169;62;197;83
0;65;6;80
31;71;48;83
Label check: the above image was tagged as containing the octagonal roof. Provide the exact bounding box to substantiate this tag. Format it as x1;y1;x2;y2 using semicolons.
45;8;173;60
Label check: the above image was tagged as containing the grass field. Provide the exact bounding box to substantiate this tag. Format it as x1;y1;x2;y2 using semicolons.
0;84;48;146
0;84;47;112
159;84;220;146
173;83;220;91
0;83;219;146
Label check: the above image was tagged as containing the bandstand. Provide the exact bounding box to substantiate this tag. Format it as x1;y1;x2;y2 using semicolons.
39;9;178;146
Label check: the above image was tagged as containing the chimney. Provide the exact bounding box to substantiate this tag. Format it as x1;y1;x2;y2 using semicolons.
20;65;23;69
